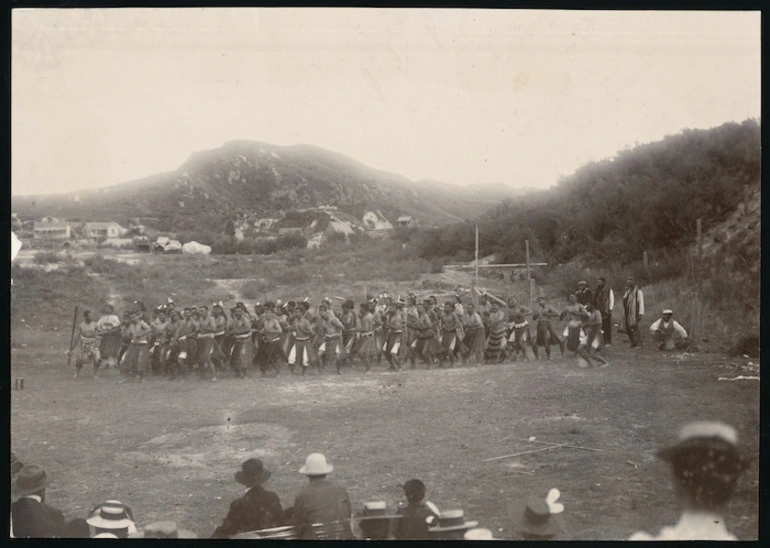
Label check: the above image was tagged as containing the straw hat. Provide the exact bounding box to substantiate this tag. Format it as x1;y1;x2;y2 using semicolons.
428;509;478;532
12;465;51;496
464;528;497;540
234;458;272;486
92;532;119;539
357;501;401;521
86;501;135;530
657;421;746;465
299;453;334;475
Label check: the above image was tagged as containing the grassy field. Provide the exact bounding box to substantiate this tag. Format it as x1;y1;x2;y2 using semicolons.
9;251;759;539
10;325;759;540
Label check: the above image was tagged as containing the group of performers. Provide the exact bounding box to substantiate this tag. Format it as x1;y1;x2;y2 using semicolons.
69;289;611;382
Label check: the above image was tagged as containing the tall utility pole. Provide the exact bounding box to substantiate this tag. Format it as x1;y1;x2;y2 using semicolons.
474;225;479;307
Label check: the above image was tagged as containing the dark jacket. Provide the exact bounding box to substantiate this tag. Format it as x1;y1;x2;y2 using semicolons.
394;502;438;540
293;478;353;539
211;485;284;539
576;287;594;306
12;496;66;538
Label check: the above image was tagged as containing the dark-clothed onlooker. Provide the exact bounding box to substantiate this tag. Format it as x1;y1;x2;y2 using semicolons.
394;479;439;540
211;458;284;538
11;465;65;538
292;453;353;540
594;277;615;345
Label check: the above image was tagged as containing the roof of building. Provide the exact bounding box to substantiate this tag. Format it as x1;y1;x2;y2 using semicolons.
85;221;122;229
34;221;70;229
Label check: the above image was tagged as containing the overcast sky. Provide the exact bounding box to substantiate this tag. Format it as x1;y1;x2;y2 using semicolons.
12;8;760;196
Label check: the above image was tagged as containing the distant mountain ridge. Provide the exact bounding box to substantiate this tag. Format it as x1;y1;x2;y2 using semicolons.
12;141;530;232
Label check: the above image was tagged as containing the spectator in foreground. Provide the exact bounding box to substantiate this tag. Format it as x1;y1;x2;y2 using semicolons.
629;421;751;541
292;453;353;540
86;500;137;538
393;478;440;540
211;458;283;538
509;488;566;540
649;309;689;350
11;465;69;538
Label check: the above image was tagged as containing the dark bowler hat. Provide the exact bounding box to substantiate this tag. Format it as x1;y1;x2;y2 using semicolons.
12;464;51;495
235;458;272;486
509;495;565;537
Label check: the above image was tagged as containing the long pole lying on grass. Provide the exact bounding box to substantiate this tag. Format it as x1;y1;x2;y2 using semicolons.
481;444;567;463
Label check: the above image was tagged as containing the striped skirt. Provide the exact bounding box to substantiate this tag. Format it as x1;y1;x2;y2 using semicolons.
486;326;507;352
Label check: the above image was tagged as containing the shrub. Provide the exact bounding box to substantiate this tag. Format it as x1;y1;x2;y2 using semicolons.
33;251;61;265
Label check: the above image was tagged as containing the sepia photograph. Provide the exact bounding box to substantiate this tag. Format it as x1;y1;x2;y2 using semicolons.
10;7;760;540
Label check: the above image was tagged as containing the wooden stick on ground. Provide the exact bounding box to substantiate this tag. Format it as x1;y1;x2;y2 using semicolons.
517;438;619;454
482;444;567;463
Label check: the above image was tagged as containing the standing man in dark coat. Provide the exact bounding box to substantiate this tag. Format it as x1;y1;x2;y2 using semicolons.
211;458;284;538
593;277;615;346
292;453;353;540
11;465;66;537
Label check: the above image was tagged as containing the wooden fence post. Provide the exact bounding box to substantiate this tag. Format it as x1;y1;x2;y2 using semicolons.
525;240;531;307
643;251;649;277
529;278;536;309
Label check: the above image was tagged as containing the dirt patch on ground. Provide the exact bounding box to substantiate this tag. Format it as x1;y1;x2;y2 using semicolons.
11;329;759;540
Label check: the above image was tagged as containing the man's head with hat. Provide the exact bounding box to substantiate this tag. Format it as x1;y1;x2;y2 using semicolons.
578;280;587;288
662;308;673;318
299;452;334;480
86;500;136;538
657;421;750;512
234;458;272;487
12;464;51;499
509;489;565;540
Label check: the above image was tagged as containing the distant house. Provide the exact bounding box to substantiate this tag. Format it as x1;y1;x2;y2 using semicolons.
84;221;125;239
277;219;308;236
33;219;71;240
396;216;419;229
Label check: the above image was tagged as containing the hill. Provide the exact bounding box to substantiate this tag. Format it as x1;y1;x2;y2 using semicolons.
11;141;523;232
416;119;761;265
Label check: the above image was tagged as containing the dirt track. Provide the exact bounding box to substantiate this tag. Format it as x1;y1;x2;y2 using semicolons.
10;326;759;540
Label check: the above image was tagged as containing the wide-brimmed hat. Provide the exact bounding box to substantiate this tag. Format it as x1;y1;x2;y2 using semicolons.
657;421;746;465
662;309;673;315
86;501;135;530
578;280;587;286
428;509;478;532
128;521;197;539
464;528;497;540
93;532;119;539
357;501;401;521
509;495;565;537
299;453;334;475
12;464;51;496
235;458;272;486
